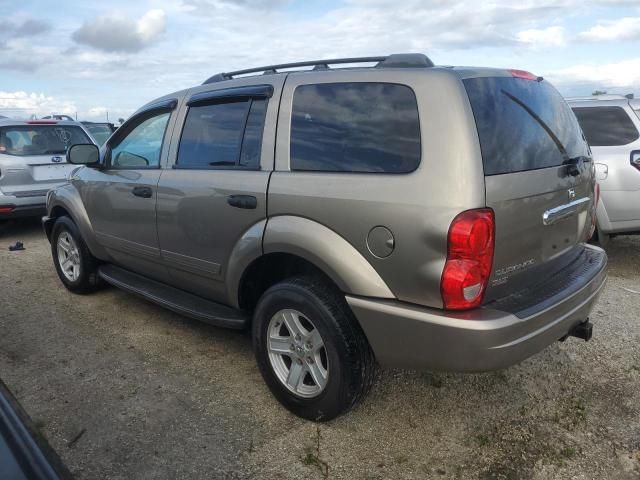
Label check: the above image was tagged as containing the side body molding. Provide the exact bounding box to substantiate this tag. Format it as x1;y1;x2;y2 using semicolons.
262;216;395;299
46;181;109;260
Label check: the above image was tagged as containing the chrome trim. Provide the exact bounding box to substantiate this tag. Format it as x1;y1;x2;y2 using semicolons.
542;197;591;226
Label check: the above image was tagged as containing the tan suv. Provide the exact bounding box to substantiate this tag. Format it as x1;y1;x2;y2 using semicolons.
43;54;607;420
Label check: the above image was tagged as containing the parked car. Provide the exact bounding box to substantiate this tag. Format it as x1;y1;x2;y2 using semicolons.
0;379;72;480
80;121;116;146
43;54;607;420
41;115;75;122
568;95;640;245
0;119;96;220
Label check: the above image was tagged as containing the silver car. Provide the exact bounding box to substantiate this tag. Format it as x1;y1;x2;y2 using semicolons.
43;55;607;420
568;95;640;245
0;119;95;220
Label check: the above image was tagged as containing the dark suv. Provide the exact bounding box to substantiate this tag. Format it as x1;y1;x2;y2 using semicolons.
43;54;607;420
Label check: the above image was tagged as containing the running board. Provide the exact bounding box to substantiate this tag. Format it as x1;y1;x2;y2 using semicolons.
98;264;247;329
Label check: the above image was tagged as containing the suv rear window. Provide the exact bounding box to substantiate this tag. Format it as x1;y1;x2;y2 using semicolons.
464;77;589;176
0;125;91;157
290;82;421;173
571;106;639;147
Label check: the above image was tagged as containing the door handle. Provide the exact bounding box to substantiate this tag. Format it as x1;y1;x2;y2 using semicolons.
227;195;257;209
132;186;153;198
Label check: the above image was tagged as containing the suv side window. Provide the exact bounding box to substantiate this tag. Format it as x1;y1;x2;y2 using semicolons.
176;98;268;169
572;106;640;147
290;82;421;173
110;111;171;169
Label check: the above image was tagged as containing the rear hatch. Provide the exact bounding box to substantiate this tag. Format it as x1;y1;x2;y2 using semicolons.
0;123;92;196
463;74;596;301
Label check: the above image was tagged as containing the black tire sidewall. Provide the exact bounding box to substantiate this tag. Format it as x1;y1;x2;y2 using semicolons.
51;216;97;293
253;279;359;421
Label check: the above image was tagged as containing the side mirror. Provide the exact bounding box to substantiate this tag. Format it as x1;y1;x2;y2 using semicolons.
631;150;640;172
67;144;100;166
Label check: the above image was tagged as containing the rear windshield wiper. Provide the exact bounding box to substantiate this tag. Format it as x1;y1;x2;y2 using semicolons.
500;89;570;163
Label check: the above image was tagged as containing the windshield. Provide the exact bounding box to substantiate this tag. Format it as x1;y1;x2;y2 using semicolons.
84;124;113;146
0;125;92;156
464;77;590;175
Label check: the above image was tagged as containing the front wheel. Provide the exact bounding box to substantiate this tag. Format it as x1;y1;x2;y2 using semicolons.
252;276;377;421
51;216;101;294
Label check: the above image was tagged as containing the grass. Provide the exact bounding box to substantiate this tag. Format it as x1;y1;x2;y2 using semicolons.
301;426;329;478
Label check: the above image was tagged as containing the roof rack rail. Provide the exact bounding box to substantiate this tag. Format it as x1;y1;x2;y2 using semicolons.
202;53;434;84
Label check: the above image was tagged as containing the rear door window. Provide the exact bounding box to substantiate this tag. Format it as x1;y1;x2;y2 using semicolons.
464;77;589;175
0;125;91;156
571;106;639;146
290;82;421;173
177;99;267;169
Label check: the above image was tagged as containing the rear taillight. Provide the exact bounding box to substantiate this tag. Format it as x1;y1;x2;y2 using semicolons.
441;209;495;310
594;183;600;207
0;206;15;214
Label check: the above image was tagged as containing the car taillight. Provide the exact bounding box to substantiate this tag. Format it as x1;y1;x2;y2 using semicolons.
594;182;600;207
590;183;600;237
441;209;495;310
0;206;15;214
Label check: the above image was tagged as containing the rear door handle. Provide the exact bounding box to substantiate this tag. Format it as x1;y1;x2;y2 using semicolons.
227;195;257;209
132;186;153;198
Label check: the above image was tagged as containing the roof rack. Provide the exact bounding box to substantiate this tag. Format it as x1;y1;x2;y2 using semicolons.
203;53;434;84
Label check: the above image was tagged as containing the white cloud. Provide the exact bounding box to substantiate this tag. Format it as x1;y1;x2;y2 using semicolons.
0;91;77;120
549;58;640;92
578;17;640;42
517;26;566;48
72;9;167;53
0;91;131;121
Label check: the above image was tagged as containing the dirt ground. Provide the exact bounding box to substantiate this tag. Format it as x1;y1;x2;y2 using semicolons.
0;217;639;480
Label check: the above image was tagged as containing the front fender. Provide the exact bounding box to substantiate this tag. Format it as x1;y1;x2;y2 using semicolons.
46;183;108;260
262;216;395;299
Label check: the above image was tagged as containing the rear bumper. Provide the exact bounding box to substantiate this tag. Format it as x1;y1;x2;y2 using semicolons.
0;197;46;219
348;245;607;372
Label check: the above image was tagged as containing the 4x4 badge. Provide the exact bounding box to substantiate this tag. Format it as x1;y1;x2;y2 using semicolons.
568;188;576;200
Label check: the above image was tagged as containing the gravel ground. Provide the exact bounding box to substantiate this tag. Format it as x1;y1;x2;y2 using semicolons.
0;217;639;480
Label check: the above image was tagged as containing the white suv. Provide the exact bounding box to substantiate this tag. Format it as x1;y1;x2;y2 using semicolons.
568;95;640;245
0;119;95;220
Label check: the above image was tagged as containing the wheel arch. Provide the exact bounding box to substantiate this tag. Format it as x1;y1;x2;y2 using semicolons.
231;216;395;312
46;185;108;260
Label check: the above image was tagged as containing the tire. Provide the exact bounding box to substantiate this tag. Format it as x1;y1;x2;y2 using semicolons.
252;276;377;421
51;216;101;294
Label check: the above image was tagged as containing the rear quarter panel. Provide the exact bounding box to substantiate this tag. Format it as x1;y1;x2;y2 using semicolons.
268;68;486;308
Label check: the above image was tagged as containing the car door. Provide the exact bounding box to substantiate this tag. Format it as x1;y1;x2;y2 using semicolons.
572;103;640;225
80;99;178;282
156;78;283;303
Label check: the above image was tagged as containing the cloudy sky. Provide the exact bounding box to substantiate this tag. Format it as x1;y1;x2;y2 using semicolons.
1;0;638;121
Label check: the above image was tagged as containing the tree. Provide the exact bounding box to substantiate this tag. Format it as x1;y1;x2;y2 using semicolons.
592;90;607;96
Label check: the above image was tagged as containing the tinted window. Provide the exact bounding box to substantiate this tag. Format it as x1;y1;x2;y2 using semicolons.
0;126;91;156
84;124;113;146
110;112;170;168
178;99;267;169
572;106;639;147
240;99;268;168
464;77;589;176
290;83;421;173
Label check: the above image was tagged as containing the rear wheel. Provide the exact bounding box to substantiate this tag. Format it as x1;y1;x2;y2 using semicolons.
51;216;101;293
252;276;377;421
